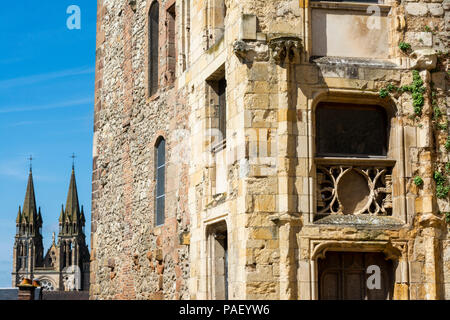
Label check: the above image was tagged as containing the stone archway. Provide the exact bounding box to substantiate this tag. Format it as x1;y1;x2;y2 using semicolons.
308;240;408;300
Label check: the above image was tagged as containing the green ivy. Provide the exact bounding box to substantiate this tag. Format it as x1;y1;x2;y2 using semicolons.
446;136;450;151
436;121;448;131
399;42;411;52
433;106;442;120
414;176;424;186
380;71;425;116
379;88;389;98
445;212;450;224
434;171;450;199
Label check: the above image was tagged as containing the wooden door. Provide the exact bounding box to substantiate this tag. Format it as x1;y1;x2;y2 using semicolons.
318;251;394;300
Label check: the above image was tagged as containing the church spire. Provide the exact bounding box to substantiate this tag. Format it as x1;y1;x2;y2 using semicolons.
20;170;41;235
65;167;81;222
59;167;84;236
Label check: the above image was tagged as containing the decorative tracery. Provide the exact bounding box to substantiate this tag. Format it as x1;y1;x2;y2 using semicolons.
317;165;393;216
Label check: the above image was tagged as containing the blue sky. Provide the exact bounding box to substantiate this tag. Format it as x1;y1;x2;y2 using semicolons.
0;1;96;287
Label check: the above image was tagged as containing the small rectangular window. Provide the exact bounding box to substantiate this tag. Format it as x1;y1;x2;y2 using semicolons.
218;78;227;142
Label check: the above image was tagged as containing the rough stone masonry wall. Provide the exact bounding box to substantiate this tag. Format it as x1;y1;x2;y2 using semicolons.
90;0;190;300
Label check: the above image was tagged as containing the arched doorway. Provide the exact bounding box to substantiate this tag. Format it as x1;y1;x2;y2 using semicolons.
318;251;394;300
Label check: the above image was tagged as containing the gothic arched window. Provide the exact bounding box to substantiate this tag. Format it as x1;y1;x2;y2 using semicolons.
149;1;160;96
155;137;166;226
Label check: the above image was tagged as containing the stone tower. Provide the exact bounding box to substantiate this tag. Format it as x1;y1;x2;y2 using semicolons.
57;167;90;289
12;168;44;286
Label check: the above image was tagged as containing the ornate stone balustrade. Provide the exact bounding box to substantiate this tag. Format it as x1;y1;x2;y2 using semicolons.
316;158;395;216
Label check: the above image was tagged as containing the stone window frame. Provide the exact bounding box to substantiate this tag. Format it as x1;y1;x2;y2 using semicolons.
203;0;227;50
178;0;191;74
205;64;228;196
309;92;407;223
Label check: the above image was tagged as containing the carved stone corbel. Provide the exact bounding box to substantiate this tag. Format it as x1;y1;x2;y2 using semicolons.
268;36;302;64
269;212;302;226
232;40;269;63
233;40;251;61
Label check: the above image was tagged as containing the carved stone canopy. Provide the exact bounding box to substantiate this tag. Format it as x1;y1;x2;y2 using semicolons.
268;36;302;64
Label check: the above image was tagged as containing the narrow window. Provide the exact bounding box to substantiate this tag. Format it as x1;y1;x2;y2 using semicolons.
149;2;160;96
207;68;227;150
218;78;227;142
207;221;228;299
155;137;166;226
167;5;176;83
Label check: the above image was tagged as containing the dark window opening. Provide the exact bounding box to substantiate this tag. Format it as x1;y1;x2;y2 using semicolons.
149;2;160;96
316;103;388;157
155;137;166;226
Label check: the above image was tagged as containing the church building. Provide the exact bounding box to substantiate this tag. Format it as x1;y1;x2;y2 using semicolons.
11;166;90;292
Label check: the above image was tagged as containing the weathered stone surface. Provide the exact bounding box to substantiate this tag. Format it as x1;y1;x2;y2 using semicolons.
410;49;438;70
406;3;430;16
428;4;444;16
92;0;449;301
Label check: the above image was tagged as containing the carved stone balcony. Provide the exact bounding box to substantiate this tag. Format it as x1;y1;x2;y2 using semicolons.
315;158;395;216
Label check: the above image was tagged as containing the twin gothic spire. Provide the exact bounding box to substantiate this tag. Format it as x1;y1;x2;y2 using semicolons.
16;166;86;238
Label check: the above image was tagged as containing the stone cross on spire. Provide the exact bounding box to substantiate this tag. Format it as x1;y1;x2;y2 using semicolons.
28;155;33;173
71;153;77;171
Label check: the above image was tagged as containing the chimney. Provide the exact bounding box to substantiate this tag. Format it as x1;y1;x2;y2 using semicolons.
17;278;40;300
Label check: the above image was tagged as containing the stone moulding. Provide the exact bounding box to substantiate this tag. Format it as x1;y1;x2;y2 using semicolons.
310;240;406;261
316;163;394;216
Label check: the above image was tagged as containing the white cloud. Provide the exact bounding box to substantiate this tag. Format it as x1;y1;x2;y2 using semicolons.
0;97;93;114
0;66;95;89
